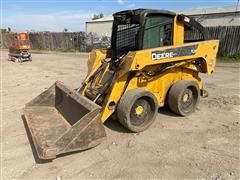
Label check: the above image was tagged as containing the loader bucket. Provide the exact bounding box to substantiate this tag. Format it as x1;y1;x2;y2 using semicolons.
24;81;106;159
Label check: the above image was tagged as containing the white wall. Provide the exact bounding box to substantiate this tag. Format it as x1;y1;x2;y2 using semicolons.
196;15;240;26
86;21;113;37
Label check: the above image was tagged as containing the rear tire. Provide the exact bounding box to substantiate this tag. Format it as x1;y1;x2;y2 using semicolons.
117;88;158;132
168;80;200;116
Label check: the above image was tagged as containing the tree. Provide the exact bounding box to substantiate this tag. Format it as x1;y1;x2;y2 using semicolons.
7;27;11;32
92;14;98;20
92;13;104;20
0;29;7;33
99;13;104;18
63;28;68;32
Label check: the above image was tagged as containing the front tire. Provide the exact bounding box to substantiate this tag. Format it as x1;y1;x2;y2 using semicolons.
168;80;200;116
117;88;158;132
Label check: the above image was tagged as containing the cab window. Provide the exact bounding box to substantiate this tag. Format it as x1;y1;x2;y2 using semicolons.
143;15;174;49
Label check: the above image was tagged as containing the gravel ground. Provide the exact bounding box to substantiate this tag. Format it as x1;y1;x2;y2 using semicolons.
1;50;239;179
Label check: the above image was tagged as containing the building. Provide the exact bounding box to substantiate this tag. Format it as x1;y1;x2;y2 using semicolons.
180;6;240;27
85;6;240;36
85;16;113;36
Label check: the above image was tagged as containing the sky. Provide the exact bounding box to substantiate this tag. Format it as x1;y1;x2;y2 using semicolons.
1;0;238;32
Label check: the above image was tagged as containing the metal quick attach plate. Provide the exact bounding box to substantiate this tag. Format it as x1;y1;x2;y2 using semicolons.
151;45;198;60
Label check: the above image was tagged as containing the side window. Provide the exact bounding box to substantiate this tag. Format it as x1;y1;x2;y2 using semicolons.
143;15;173;49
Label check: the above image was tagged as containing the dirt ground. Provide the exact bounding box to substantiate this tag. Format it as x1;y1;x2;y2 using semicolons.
1;50;240;179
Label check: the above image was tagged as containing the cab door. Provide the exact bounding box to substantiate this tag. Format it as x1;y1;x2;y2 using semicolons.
143;15;174;49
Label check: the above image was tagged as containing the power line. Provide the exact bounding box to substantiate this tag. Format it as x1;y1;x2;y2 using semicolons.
236;0;239;11
235;0;239;16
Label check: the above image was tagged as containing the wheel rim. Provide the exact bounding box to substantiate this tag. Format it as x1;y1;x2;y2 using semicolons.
130;98;153;126
180;87;197;113
135;105;144;115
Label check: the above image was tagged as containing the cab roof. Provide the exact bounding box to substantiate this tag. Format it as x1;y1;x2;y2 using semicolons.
113;9;176;17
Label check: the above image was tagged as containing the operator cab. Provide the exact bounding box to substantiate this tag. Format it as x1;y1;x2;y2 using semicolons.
111;9;206;60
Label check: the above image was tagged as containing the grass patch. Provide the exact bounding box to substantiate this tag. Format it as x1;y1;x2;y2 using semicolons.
55;48;75;52
31;48;76;54
217;54;240;63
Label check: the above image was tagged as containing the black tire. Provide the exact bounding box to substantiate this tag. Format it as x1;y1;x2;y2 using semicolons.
117;88;158;132
168;80;200;116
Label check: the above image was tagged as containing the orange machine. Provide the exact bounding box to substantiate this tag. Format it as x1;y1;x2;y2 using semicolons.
3;32;32;62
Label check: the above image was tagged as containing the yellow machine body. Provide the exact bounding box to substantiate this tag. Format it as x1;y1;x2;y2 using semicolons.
83;16;219;122
24;10;219;159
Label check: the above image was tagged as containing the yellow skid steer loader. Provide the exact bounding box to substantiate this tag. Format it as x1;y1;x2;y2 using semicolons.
24;9;219;159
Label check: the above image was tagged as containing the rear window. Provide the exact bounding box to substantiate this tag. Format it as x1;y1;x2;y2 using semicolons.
184;25;204;42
